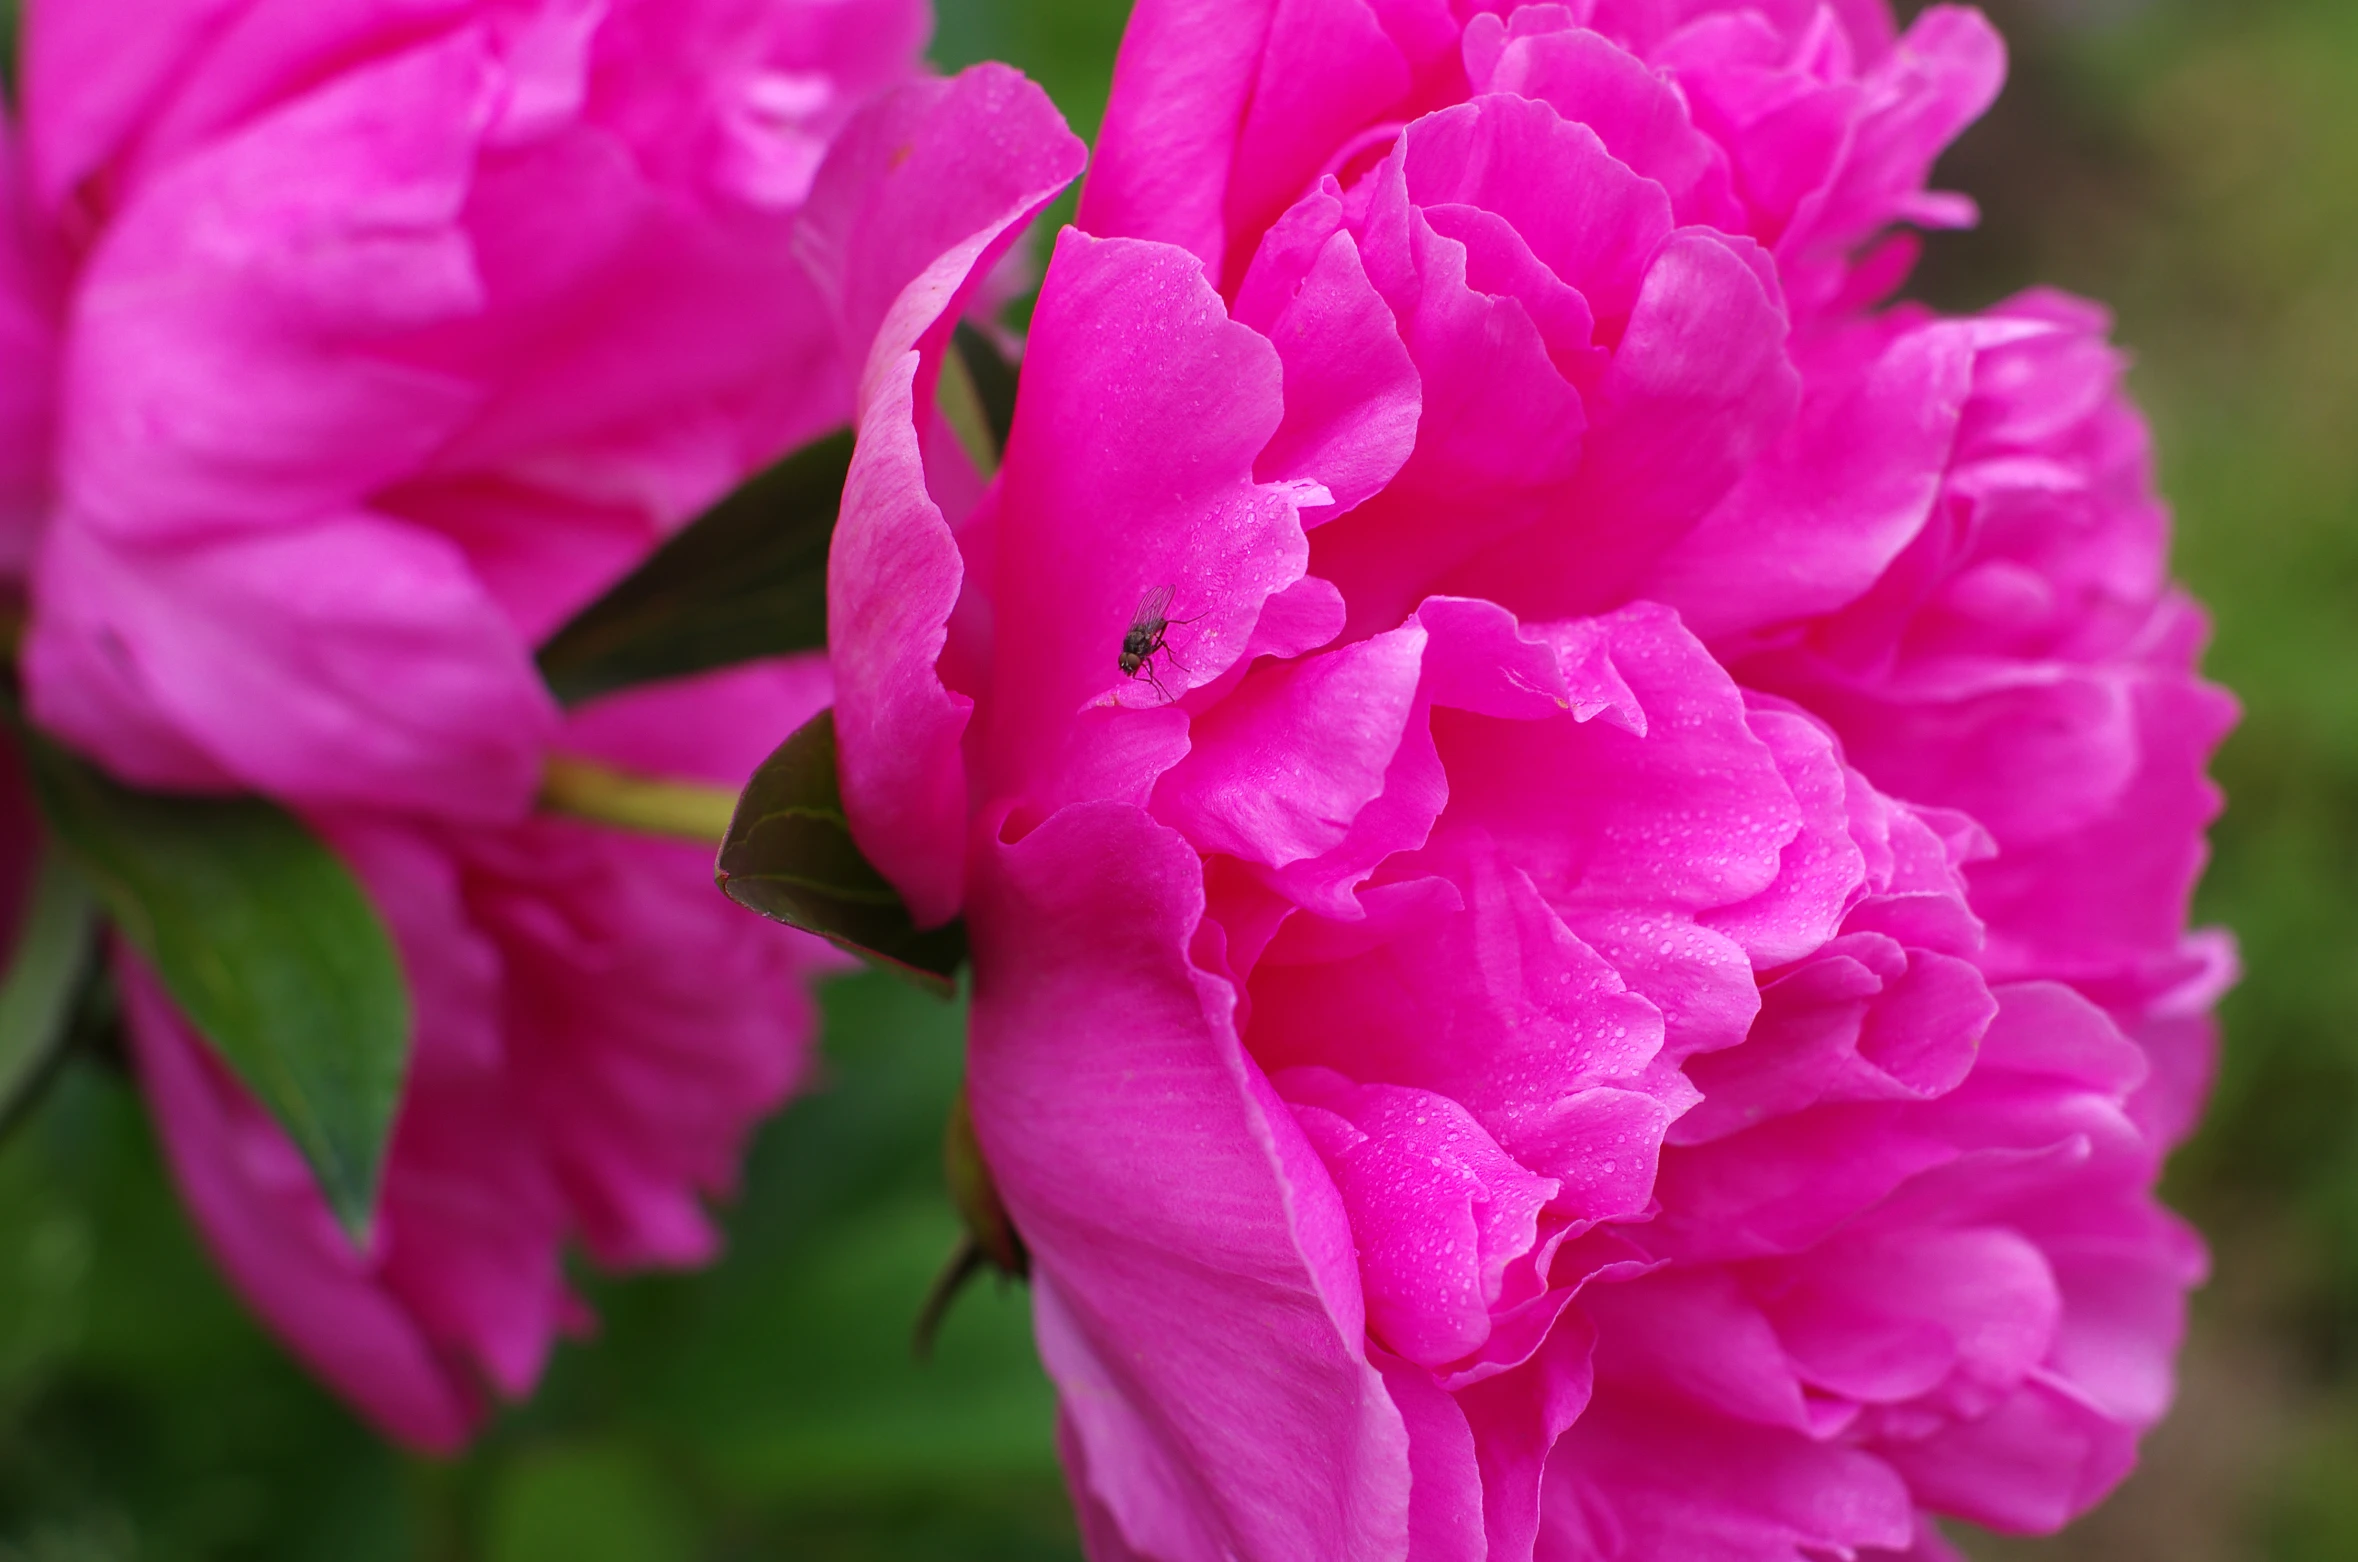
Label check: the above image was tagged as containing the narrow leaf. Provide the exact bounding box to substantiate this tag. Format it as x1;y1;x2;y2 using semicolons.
22;736;412;1239
935;346;1000;479
0;847;100;1137
536;428;855;707
952;322;1020;456
717;708;966;993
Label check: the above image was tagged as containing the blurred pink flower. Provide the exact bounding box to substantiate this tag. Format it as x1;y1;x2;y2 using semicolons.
17;0;926;815
826;4;2231;1557
0;0;928;1447
128;662;845;1448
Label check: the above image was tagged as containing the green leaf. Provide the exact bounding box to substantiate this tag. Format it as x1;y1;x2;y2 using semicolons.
0;847;100;1138
536;428;855;707
21;735;412;1240
717;708;966;993
938;323;1020;478
953;322;1021;457
0;0;18;109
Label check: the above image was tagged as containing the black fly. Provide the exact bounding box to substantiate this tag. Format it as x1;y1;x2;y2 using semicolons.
1119;585;1203;702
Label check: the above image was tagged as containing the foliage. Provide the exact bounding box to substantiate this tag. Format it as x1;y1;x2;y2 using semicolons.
0;972;1073;1561
0;853;97;1138
717;709;968;992
536;431;852;708
19;735;411;1243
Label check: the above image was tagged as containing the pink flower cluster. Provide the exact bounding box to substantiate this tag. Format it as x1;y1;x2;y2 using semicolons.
831;2;2232;1557
0;0;931;1447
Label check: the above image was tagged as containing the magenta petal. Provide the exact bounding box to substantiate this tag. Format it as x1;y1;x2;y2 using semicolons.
1176;593;1635;918
1652;1104;1963;1264
1763;1227;2062;1409
1457;230;1802;615
823;67;1086;925
1458;1307;1599;1562
1252;848;1672;1198
1311;163;1591;627
27;512;557;822
1878;1378;2131;1535
1223;0;1417;292
798;65;1089;396
1283;1069;1560;1370
1641;319;1987;640
830;349;979;927
1545;1393;1917;1560
1679;936;1996;1144
1476;20;1743;231
1236;197;1420;518
1079;0;1282;273
1584;1268;1816;1433
1449;603;1796;918
986;232;1304;763
460;815;833;1267
1401;95;1673;333
58;30;493;540
1380;1358;1485;1562
1702;703;1869;968
971;803;1410;1562
2037;1206;2205;1428
1154;620;1427;873
1800;8;2007;263
23;0;232;206
1971;669;2237;987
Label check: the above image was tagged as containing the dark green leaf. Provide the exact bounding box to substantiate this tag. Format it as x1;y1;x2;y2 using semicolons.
717;708;966;992
953;322;1021;457
0;0;18;109
536;428;855;707
0;848;100;1138
21;736;412;1240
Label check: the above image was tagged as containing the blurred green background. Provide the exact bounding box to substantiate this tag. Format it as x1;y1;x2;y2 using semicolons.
5;0;2357;1557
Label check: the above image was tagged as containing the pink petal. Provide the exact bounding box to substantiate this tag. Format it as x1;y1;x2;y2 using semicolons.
822;66;1086;926
1235;193;1420;518
984;232;1305;774
28;512;557;822
970;802;1411;1562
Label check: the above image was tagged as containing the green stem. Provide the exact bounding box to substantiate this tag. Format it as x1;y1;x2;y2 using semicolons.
539;755;738;845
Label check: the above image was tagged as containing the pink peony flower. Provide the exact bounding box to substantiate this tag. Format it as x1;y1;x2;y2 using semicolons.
825;4;2230;1557
0;0;931;1447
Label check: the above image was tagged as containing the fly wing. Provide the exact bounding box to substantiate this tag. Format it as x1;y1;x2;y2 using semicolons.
1131;584;1175;630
